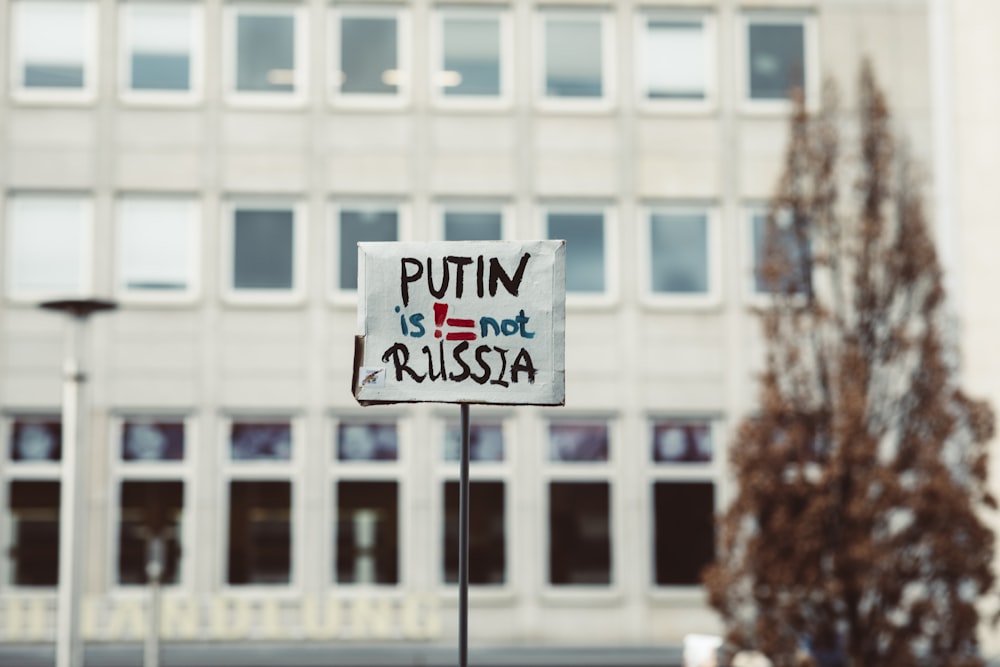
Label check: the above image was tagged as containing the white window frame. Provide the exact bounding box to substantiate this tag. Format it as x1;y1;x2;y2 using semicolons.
433;414;515;600
535;8;616;113
221;197;307;306
430;6;512;111
540;416;622;601
646;416;721;597
115;194;201;305
219;415;303;595
329;415;408;593
4;193;94;303
740;11;819;114
107;415;196;595
9;0;98;104
328;200;409;304
434;201;513;242
744;204;812;303
223;2;308;108
540;203;618;308
118;1;204;106
635;10;716;113
329;5;411;109
639;204;721;309
0;412;63;595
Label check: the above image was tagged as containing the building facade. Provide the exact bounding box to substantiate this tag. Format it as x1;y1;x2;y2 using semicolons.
0;0;962;662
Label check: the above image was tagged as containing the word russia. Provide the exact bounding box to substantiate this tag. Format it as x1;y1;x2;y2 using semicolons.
353;241;566;406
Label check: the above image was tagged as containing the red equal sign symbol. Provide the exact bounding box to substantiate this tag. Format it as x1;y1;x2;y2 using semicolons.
433;302;477;341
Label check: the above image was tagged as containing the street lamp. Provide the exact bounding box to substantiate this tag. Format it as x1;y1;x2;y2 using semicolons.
40;298;117;667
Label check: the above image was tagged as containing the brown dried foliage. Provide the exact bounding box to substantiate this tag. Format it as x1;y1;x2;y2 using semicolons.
704;62;996;667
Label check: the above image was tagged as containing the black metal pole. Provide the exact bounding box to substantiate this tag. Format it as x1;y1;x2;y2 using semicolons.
459;403;471;667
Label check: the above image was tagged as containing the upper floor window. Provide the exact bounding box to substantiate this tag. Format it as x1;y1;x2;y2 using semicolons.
743;12;816;106
637;12;714;108
544;205;614;302
330;202;402;298
5;194;91;301
749;207;812;297
439;203;507;241
10;0;96;102
433;7;510;108
537;9;614;110
224;199;305;304
331;6;410;107
120;2;203;103
116;195;200;303
643;206;719;306
225;3;307;105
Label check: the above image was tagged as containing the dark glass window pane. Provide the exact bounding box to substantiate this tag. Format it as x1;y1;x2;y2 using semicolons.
442;17;500;97
122;421;185;462
233;208;295;290
748;22;805;100
650;212;708;294
547;212;605;293
443;481;505;584
545;18;602;98
24;65;83;88
8;481;60;586
752;211;810;294
236;14;295;92
118;481;184;585
132;54;189;91
548;482;610;585
549;423;609;462
340;17;397;95
337;423;398;461
443;423;504;462
652;421;712;463
10;418;61;462
339;209;398;290
227;481;291;585
654;482;714;585
230;422;292;461
443;211;502;241
336;481;398;584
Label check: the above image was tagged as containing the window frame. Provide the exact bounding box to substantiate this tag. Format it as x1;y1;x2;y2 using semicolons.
329;4;411;109
118;1;204;106
639;204;721;309
434;201;513;242
744;204;813;302
634;10;716;113
740;11;819;113
115;194;201;305
223;2;309;108
9;0;98;104
4;193;94;303
221;197;307;306
535;8;616;113
328;200;408;305
430;6;513;111
540;203;618;308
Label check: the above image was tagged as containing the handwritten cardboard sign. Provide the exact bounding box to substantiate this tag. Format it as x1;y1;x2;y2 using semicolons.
353;241;566;406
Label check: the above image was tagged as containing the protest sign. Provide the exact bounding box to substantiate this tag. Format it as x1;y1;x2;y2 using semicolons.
352;241;565;406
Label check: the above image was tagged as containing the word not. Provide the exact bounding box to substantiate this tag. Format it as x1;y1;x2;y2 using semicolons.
400;253;531;306
382;341;537;387
396;305;535;340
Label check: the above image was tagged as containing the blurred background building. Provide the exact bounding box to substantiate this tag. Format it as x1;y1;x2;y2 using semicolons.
0;0;984;664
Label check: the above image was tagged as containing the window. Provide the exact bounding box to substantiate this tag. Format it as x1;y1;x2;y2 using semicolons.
331;6;409;107
225;199;304;303
537;10;613;109
331;203;401;296
116;196;199;302
749;208;811;296
744;13;815;105
649;419;716;587
225;3;306;104
440;422;507;586
5;194;91;300
545;421;613;587
544;206;612;298
10;0;96;101
440;204;507;241
2;416;62;588
120;2;202;102
433;8;510;107
644;206;718;304
637;12;714;107
333;421;402;586
224;418;297;586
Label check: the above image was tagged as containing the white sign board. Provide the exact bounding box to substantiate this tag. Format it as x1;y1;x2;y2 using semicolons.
353;241;565;406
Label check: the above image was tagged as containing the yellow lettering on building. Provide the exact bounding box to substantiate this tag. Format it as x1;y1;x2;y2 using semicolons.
210;597;250;640
4;597;46;641
348;597;392;639
105;598;146;640
161;597;199;640
302;596;341;640
401;593;441;640
258;598;289;639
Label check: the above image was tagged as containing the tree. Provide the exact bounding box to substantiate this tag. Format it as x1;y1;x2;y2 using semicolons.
704;61;996;667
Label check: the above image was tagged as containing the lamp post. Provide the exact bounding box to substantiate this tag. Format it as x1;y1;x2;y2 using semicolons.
40;298;117;667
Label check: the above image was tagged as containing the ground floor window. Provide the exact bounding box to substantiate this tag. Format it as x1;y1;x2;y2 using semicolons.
228;480;292;585
443;480;505;585
548;481;611;585
653;481;714;586
117;480;184;585
335;480;398;585
7;480;60;586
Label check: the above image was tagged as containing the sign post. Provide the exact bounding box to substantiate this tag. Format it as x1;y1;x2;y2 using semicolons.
353;241;565;667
